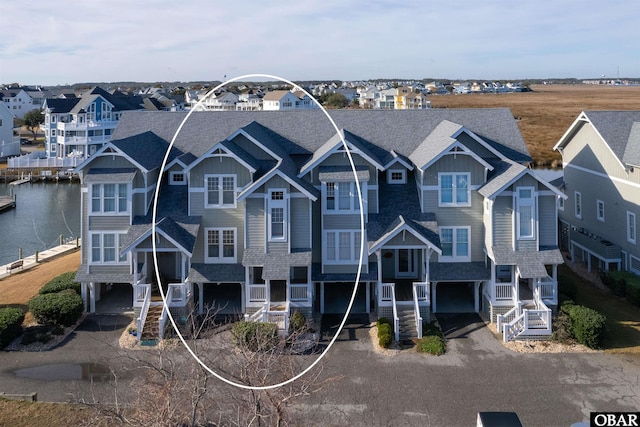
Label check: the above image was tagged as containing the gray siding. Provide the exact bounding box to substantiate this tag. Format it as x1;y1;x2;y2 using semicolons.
422;155;485;187
89;265;130;275
190;192;205;216
323;214;361;229
89;216;130;230
492;196;512;247
538;195;557;247
267;241;288;253
246;198;265;248
457;132;499;159
291;198;311;248
385;233;424;247
190;157;252;190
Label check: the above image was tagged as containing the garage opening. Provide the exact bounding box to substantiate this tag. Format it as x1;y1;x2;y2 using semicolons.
95;283;133;314
202;283;242;315
435;282;475;313
321;282;368;314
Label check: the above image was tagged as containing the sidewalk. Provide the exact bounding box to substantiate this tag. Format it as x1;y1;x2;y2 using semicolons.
0;240;80;281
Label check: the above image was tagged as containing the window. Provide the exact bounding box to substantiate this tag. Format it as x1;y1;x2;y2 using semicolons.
324;182;361;212
205;228;236;263
170;172;186;185
516;187;535;240
268;189;287;241
90;232;128;264
439;227;470;261
325;230;363;264
387;169;406;184
91;183;129;214
597;200;605;222
558;196;564;211
574;191;582;219
205;175;236;208
439;173;470;206
627;212;636;244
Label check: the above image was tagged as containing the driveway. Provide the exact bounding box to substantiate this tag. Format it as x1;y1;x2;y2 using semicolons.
2;313;640;426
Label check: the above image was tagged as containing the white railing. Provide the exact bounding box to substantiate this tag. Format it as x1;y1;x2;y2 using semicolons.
495;283;513;301
133;282;150;308
167;282;188;307
501;300;552;342
7;153;82;169
247;302;269;322
413;282;430;304
158;304;169;340
503;312;526;342
380;282;394;304
290;283;311;302
136;284;152;342
248;283;267;303
247;301;290;333
390;283;400;342
536;276;557;305
412;284;424;339
496;303;520;333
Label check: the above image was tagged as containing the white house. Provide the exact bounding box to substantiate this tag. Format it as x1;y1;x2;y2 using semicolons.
0;101;19;158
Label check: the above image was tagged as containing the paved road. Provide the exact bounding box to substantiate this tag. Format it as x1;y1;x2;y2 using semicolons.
1;313;639;426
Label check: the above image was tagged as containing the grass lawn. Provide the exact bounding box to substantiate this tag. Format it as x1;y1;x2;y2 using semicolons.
558;264;640;354
0;398;110;427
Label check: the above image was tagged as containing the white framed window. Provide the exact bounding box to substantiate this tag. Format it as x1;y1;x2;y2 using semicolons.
268;189;287;241
439;226;470;262
574;191;582;219
90;183;129;214
323;181;362;213
90;232;128;264
205;174;236;208
324;230;363;264
558;196;564;211
597;200;605;222
205;228;236;263
387;169;406;184
438;173;470;206
516;187;536;240
170;171;186;185
627;211;636;244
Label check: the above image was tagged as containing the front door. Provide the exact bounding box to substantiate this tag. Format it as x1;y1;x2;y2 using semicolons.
396;249;417;278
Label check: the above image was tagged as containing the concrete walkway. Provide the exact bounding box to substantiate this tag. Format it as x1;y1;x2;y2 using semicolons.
0;240;80;281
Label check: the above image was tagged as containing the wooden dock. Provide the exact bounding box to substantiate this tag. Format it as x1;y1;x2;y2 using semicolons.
0;195;16;212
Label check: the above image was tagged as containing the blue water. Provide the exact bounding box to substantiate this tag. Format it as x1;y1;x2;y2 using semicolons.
0;181;81;265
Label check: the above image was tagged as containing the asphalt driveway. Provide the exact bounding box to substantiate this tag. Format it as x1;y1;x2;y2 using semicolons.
1;313;639;426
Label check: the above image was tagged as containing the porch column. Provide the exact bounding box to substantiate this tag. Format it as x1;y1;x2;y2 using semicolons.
266;280;271;304
241;283;246;313
286;280;291;303
320;282;325;314
474;281;481;313
198;283;204;314
89;282;96;313
514;270;520;303
133;251;139;284
81;282;88;312
587;252;592;273
376;250;382;283
366;281;370;313
552;264;557;282
432;282;438;313
181;253;186;282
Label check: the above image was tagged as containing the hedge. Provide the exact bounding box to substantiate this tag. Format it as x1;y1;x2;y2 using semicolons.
231;321;278;351
601;271;640;306
377;322;393;348
28;289;83;327
416;335;446;355
561;303;606;349
0;307;25;349
289;311;306;333
39;271;81;295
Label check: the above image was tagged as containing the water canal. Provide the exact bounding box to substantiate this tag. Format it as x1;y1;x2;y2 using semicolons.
0;181;81;266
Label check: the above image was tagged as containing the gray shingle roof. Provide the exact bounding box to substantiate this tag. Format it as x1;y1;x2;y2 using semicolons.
429;261;490;281
582;111;640;166
111;131;182;171
75;265;133;283
318;165;370;182
477;160;527;198
189;263;245;283
492;246;564;279
311;262;378;282
408;120;463;168
84;168;137;183
242;248;312;280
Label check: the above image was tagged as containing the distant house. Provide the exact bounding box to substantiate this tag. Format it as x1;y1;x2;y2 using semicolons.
74;108;563;343
197;91;239;111
554;111;640;274
0;89;37;119
0;101;19;158
42;86;147;160
262;90;317;111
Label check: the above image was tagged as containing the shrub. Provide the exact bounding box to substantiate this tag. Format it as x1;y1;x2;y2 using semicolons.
39;272;81;295
0;307;25;349
377;317;392;328
377;322;393;348
289;311;306;333
416;335;446;355
562;303;606;349
231;321;278;352
28;289;83;327
626;279;640;306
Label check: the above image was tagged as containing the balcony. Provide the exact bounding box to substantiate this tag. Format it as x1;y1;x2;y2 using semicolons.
571;229;621;262
57;120;118;131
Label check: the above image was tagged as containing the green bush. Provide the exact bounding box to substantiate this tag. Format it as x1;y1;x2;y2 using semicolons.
416;335;446;355
377;322;393;348
28;289;83;327
601;271;640;306
377;317;392;328
0;307;25;349
561;303;606;349
231;321;278;352
39;272;81;295
626;279;640;306
289;311;306;333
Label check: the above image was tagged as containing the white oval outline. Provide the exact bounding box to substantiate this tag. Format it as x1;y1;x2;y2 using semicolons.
152;73;365;390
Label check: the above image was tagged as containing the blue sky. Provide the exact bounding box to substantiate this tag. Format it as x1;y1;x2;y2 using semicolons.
1;0;638;86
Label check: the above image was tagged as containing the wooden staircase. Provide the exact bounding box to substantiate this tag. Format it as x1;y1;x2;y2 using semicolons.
141;306;164;340
397;306;417;340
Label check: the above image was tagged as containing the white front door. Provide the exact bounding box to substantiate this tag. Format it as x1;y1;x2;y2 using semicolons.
396;249;417;278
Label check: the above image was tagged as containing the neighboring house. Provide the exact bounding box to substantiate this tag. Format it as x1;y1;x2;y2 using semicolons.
554;111;640;274
394;86;431;110
42;86;147;159
1;89;36;119
0;101;19;158
74;109;564;342
197;91;240;111
262;90;317;111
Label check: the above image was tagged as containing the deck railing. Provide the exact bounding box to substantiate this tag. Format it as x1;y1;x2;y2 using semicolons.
167;282;189;307
136;284;151;342
248;283;267;303
133;282;150;308
412;284;424;339
535;276;557;305
380;282;394;304
389;283;399;342
495;283;513;301
290;283;311;302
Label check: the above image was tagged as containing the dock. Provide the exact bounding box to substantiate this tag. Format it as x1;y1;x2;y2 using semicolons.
0;195;16;212
0;239;80;280
9;178;31;186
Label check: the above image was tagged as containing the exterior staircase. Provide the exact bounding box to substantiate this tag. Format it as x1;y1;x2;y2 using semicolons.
397;306;417;340
141;305;163;340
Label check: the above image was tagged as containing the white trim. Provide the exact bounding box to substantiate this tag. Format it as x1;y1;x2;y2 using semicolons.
267;188;287;242
596;199;605;222
204;174;237;208
226;129;282;162
322;181;365;214
627;211;636;244
323;230;363;265
563;162;640;190
298;135;384;177
422;140;494;172
395;248;418;278
238;167;317;201
169;171;187;186
387;169;406;184
182;140;258;173
204;227;237;263
383;152;414;171
89;231;129;265
516;186;536;241
89;182;130;215
438;172;471;207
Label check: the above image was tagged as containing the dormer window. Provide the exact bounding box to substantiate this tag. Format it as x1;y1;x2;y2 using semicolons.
205;174;236;208
439;172;470;207
323;181;363;212
170;171;186;185
387;169;406;184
